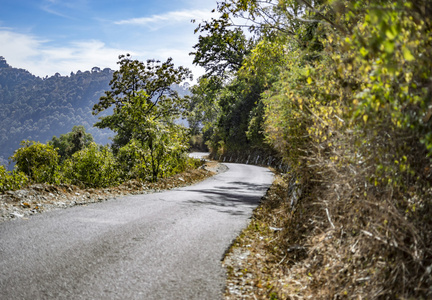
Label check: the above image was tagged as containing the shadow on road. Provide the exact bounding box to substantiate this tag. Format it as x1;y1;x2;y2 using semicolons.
215;181;270;192
183;182;270;216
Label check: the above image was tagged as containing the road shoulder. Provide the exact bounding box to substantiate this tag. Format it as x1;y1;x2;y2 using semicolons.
0;162;221;223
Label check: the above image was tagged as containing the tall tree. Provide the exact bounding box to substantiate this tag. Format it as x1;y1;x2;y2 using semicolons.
93;54;192;153
93;55;192;181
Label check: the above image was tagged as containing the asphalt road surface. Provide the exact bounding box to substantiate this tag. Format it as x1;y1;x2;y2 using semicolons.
0;163;273;299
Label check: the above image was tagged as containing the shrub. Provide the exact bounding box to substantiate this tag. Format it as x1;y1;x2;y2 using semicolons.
10;140;60;184
62;143;120;188
116;139;150;180
0;165;29;193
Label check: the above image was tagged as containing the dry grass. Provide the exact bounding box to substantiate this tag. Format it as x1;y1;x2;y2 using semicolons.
223;161;432;299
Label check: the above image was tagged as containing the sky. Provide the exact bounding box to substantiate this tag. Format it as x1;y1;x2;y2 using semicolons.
0;0;218;80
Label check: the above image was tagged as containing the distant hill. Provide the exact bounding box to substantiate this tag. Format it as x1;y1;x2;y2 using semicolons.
0;57;191;167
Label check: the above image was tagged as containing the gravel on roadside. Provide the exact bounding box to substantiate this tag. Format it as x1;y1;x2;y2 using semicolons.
0;162;226;223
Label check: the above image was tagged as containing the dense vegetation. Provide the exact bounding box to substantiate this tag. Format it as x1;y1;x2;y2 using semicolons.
0;55;196;191
0;57;114;166
0;57;190;167
2;0;431;296
189;0;432;298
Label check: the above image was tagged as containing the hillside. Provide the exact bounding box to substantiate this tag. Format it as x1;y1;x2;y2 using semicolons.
0;57;190;167
0;57;114;165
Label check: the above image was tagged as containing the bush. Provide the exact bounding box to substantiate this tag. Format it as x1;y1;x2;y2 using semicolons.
49;125;94;161
160;153;199;178
260;1;432;298
116;139;149;180
10;140;60;184
117;137;194;182
62;143;120;188
0;165;29;193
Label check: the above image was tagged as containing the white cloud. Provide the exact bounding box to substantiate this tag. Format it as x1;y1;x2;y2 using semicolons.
114;9;214;29
39;0;87;19
0;29;203;81
0;30;129;77
153;47;204;80
0;1;215;82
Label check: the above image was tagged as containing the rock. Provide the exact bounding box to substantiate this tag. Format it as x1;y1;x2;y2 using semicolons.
15;190;30;198
21;202;31;208
269;226;283;231
10;212;24;218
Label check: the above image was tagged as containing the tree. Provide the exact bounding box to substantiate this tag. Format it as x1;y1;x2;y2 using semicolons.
49;125;94;161
93;54;192;114
121;92;190;181
189;0;302;156
93;54;192;153
187;76;222;136
0;58;114;163
191;24;252;77
93;55;192;181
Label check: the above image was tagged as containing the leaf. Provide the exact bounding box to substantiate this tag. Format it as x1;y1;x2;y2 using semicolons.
307;77;312;85
383;41;395;54
402;47;415;61
359;47;369;57
385;27;398;40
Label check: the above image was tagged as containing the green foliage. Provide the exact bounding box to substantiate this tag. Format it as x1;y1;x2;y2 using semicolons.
191;22;252;77
62;143;120;188
93;55;192;182
187;76;222;137
189;134;208;152
0;165;29;193
338;1;432;185
189;63;273;155
93;54;192;115
117;92;190;181
93;55;192;152
190;2;291;156
116;139;147;180
10;140;60;184
193;0;432;297
49;125;94;161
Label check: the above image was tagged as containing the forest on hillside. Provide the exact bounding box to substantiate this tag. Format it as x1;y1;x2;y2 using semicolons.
0;57;190;167
1;54;196;189
187;0;432;298
0;57;114;166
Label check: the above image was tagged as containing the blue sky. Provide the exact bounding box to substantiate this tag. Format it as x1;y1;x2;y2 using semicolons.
0;0;217;80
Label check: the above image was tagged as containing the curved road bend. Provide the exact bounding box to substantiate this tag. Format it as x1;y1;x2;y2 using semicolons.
0;163;273;299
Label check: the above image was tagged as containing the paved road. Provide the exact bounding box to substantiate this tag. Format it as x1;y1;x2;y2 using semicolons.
0;163;273;299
